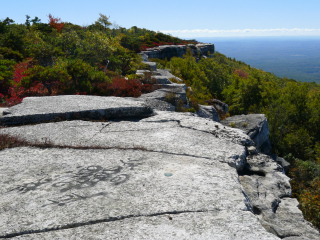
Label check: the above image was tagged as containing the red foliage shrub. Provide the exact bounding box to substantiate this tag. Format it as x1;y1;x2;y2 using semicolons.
48;14;65;32
233;69;249;79
0;133;30;150
105;77;143;97
13;60;31;83
4;61;31;106
4;60;48;106
141;84;154;94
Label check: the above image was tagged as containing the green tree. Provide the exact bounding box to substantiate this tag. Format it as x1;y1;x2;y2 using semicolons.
25;15;31;28
96;13;112;29
31;16;41;25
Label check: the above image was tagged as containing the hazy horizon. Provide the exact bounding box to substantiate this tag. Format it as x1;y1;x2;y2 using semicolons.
195;36;320;84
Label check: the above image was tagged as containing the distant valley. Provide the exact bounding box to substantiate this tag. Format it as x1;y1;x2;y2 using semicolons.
197;37;320;83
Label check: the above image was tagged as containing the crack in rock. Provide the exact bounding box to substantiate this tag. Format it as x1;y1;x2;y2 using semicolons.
0;209;220;238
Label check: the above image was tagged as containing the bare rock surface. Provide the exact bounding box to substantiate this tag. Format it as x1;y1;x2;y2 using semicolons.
11;211;278;240
0;111;251;171
239;154;320;239
153;76;172;84
221;114;270;152
0;142;276;239
197;105;220;122
0;95;153;125
137;98;175;111
139;84;187;103
139;44;215;60
0;107;8;117
0;147;253;237
156;69;184;83
0;95;319;239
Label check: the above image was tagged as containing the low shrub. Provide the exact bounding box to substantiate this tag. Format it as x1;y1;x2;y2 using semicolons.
0;133;29;150
104;77;143;97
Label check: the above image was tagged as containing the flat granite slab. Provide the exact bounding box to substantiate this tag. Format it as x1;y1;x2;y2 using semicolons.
0;147;278;240
0;112;253;171
0;96;154;125
12;212;279;240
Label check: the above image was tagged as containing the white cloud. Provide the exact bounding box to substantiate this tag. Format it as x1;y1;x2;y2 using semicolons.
160;28;320;38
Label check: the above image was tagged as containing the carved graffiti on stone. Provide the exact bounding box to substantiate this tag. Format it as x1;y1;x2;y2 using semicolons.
10;159;143;207
43;192;109;207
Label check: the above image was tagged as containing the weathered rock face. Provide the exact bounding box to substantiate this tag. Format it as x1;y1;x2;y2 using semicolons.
211;99;229;114
139;44;215;60
239;154;319;239
0;96;319;239
197;105;220;122
221;114;271;153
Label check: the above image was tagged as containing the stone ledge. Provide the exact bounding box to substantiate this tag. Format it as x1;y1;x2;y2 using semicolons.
0;95;154;125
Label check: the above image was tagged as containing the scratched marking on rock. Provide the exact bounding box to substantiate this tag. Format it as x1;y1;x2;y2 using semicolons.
43;192;109;207
10;159;143;206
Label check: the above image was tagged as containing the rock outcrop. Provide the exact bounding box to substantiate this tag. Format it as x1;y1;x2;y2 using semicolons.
0;95;319;239
197;105;220;122
139;43;215;60
136;63;221;122
221;114;271;153
239;154;318;239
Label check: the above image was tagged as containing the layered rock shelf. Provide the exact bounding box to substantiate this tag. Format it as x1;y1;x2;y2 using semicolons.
139;43;215;60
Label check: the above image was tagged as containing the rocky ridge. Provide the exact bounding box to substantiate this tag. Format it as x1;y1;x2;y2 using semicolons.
0;62;319;239
139;43;215;61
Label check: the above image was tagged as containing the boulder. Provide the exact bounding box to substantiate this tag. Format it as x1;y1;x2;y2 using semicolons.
140;53;149;62
270;154;291;174
197;105;220;122
221;114;270;153
211;99;229;114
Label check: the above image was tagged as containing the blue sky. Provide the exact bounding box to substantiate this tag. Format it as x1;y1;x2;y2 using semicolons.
1;0;320;38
